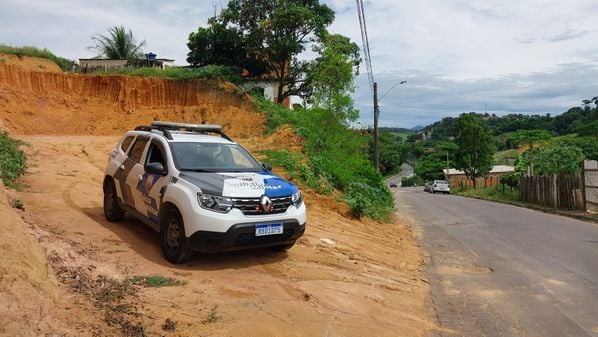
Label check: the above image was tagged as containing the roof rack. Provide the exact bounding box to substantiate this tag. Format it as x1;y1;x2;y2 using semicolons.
134;121;232;141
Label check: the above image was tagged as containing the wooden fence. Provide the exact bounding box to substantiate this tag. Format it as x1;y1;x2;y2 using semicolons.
520;174;585;210
584;160;598;212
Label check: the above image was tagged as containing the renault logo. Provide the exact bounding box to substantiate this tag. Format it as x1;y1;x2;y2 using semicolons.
259;195;274;213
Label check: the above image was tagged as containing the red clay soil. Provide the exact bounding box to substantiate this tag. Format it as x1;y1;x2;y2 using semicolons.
0;56;435;337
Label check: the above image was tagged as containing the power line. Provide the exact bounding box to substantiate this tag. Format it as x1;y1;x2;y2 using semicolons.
356;0;374;94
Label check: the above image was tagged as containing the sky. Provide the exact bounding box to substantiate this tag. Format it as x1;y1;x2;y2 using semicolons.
1;0;598;128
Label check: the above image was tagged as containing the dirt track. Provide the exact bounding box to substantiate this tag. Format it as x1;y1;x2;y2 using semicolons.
11;135;433;337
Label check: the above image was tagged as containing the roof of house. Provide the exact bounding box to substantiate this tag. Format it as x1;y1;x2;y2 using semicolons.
443;165;515;175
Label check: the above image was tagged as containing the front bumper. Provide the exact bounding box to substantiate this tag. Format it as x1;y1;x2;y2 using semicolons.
188;220;306;253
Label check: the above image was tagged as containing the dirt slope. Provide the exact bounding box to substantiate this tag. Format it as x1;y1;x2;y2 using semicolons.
0;58;434;336
0;181;63;336
0;58;263;137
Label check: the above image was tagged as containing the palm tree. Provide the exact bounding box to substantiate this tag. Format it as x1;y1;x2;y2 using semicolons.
90;26;146;59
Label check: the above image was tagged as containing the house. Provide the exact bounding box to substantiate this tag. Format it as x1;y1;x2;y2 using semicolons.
241;61;291;109
443;165;515;188
79;54;175;72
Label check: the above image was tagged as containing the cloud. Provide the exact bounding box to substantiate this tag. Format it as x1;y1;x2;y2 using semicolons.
353;62;598;128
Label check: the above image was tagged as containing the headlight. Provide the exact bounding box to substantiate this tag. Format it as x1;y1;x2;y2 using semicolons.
291;190;303;207
197;193;233;213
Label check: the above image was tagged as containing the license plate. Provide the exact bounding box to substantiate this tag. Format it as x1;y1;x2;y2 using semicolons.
255;223;283;236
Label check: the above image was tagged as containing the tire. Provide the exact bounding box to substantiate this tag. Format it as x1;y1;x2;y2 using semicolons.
432;190;436;194
103;179;125;222
270;241;296;252
160;207;194;264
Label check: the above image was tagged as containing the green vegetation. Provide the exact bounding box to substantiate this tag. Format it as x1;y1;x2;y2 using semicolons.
93;65;243;84
454;185;519;203
379;127;415;143
126;275;186;288
0;132;27;188
90;26;146;59
0;44;73;70
493;149;519;166
204;304;221;323
257;97;393;220
454;115;495;188
11;198;24;210
188;0;336;103
533;144;585;175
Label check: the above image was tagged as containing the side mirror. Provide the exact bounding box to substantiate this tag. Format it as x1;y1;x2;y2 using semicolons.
262;162;273;171
145;162;167;175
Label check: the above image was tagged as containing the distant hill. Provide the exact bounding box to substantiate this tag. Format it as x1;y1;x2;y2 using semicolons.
414;106;598;142
410;125;424;131
379;127;415;142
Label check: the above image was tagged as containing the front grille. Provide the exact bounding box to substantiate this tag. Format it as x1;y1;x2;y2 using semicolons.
235;229;295;247
232;196;293;215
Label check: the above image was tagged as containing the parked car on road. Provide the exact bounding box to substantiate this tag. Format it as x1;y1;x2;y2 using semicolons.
389;182;398;188
431;180;450;194
103;121;306;263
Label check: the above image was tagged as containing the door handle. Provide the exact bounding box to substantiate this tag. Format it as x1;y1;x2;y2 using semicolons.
119;165;125;170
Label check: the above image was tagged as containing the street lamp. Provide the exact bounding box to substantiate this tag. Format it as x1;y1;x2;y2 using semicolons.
373;80;407;172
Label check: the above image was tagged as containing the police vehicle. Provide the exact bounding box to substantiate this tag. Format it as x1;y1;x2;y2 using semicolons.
103;121;306;263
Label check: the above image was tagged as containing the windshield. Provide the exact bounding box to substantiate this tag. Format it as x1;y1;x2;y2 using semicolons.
171;142;263;172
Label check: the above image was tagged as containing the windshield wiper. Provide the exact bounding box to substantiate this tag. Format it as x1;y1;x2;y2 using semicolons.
180;168;213;172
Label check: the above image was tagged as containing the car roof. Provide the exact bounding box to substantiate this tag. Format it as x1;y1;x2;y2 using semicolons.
129;130;235;144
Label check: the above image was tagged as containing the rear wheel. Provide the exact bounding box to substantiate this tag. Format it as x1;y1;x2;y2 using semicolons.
103;179;125;222
160;207;194;264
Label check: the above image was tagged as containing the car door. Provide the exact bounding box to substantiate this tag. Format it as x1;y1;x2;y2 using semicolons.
121;136;149;212
136;140;171;225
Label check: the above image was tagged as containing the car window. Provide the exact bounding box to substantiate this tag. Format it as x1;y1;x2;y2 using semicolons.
120;136;135;153
172;142;261;172
128;137;148;163
146;142;166;166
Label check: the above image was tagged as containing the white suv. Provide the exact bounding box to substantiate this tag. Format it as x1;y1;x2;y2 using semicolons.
103;121;306;263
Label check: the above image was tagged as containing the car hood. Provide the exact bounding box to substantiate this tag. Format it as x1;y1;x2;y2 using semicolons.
178;171;298;198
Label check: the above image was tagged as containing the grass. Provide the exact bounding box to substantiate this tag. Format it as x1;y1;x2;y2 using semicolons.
0;44;73;71
92;65;243;84
204;304;221;323
256;95;394;221
453;185;520;203
493;149;520;166
126;275;186;288
0;132;27;188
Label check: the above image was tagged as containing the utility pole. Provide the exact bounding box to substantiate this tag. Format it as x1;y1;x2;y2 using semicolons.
373;82;380;172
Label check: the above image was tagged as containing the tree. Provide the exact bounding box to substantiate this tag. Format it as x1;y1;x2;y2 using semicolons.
187;0;335;104
513;129;551;176
90;26;146;59
308;33;360;122
186;20;249;71
453;114;495;188
534;144;585;175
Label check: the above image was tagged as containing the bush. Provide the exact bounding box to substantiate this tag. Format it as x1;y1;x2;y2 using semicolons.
93;65;243;84
0;44;73;71
257;97;394;221
0;132;26;187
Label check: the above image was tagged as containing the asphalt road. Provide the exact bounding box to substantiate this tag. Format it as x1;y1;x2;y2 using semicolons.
394;187;598;337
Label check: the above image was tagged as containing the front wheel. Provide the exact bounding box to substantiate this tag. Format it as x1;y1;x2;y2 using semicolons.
103;180;125;222
160;208;194;264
